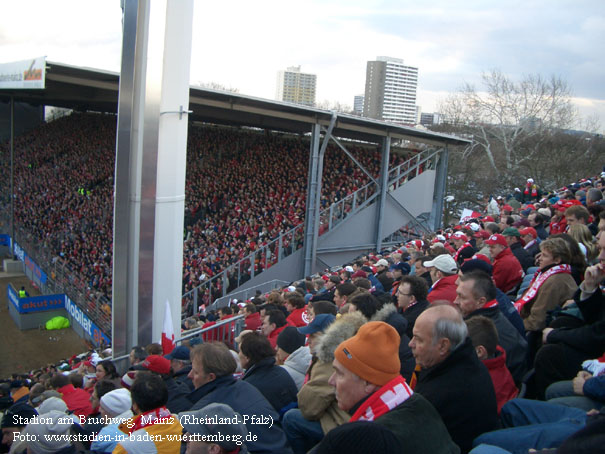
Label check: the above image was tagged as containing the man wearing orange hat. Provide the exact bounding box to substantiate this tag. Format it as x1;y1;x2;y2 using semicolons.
328;321;459;453
520;227;540;260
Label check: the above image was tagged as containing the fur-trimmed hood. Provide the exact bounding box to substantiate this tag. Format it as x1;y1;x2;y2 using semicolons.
316;312;366;364
370;302;407;336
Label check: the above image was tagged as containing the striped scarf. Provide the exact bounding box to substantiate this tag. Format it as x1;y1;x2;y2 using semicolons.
350;375;413;422
514;264;571;313
454;242;473;263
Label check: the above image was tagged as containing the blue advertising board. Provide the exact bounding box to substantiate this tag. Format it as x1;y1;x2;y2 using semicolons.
14;242;48;284
65;297;111;347
0;234;9;246
7;284;65;313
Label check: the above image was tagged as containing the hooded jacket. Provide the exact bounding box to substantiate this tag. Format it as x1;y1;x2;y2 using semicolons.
297;312;365;434
280;346;312;390
492;247;524;294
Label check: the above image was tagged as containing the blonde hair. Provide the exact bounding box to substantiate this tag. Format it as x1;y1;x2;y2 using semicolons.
568;224;598;262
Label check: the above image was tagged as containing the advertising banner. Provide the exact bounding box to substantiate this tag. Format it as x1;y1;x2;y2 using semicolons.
0;57;46;89
0;234;10;246
65;297;111;347
7;284;66;314
14;242;48;284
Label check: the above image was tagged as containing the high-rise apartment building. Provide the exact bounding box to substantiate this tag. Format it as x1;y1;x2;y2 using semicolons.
353;95;364;115
276;66;317;107
363;56;418;124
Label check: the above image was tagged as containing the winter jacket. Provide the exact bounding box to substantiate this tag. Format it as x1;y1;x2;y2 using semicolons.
286;307;309;328
482;347;518;414
415;337;498;453
520;269;577;332
375;393;460;454
509;242;534;273
57;384;93;419
164;377;191;414
175;374;292;454
495;289;526;339
545;287;605;358
466;305;527;384
173;365;193;391
375;270;394;293
280;346;312;390
402;299;430;339
267;324;288;350
427;274;459;304
492;247;524;294
298;312;366;434
90;409;133;453
370;304;416;381
242;357;298;414
244;312;262;331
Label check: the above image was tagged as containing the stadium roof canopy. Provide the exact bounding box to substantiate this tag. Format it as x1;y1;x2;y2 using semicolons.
0;61;469;147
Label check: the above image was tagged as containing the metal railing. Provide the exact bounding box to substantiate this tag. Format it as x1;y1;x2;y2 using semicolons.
387;148;440;191
208;279;290;311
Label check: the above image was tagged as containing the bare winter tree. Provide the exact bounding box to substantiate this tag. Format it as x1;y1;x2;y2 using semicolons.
196;81;239;93
436;70;601;198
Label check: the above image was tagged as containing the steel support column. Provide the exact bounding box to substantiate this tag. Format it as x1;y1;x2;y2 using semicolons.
430;147;449;231
303;124;321;277
375;136;391;252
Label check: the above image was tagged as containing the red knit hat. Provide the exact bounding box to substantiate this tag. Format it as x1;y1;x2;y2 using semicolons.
334;321;401;386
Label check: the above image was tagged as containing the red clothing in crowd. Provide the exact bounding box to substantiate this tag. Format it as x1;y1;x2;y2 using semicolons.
492;248;524;294
57;384;93;418
482;346;518;414
244;312;262;331
427;274;459;304
286;307;310;328
267;324;288;350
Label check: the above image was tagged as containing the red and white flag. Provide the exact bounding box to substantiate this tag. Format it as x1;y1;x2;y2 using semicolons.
161;300;175;355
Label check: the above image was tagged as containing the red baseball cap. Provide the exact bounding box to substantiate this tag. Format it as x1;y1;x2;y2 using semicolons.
475;230;490;239
502;204;513;212
452;232;468;241
483;216;495;222
519;227;538;238
485;234;507;247
132;355;171;375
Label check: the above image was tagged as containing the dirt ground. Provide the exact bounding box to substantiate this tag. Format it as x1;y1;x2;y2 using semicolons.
0;272;88;379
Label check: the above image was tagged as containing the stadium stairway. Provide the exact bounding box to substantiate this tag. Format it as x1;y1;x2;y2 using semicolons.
186;148;443;311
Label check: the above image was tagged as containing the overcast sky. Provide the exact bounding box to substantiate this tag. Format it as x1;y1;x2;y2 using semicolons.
2;0;604;129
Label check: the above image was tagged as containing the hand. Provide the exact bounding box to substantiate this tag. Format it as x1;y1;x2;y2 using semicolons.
542;327;554;344
576;370;593;380
583;264;605;293
562;299;575;308
573;375;587;395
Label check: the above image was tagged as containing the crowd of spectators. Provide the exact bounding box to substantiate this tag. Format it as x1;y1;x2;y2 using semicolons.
0;112;410;318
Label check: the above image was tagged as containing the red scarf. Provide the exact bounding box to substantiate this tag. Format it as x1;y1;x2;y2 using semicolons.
350;375;413;422
514;264;571;312
128;406;173;434
524;184;538;197
454;242;472;263
483;299;498;309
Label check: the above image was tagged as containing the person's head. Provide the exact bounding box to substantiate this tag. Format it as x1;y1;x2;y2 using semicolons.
96;360;118;381
389;262;411;280
180;403;247;454
454;271;497;317
243;303;256;317
333;283;359;308
69;373;84;389
519;227;538;245
596;226;605;267
259;303;277;318
423;254;458;283
352;277;371;290
502;227;521;246
99;388;131;419
485;222;501;235
374;259;389;274
165;345;192;373
415;255;434;276
465;315;499;361
218;306;232;319
188;343;237;390
1;403;37;446
261;310;286;337
129;346;148;366
146;343;164;356
298;313;336;352
130;372;168;414
325;275;341;290
348;293;379;319
313;278;325;292
485;233;508;258
586;188;603;207
311;300;338;317
90;379;117;412
284;293;305;312
409;305;467;369
565;205;590;226
538;237;571;269
49;373;69;390
276;327;306;364
451;232;468;250
527;212;543;227
238;332;275;369
397;275;428;310
329;322;401;411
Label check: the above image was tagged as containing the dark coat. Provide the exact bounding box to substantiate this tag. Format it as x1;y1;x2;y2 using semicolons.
173;374;292;454
173;365;194;391
415;337;498;453
535;223;549;240
376;393;460;454
402;299;430;339
376;270;394;293
164;376;191;413
495;289;526;339
546;288;605;358
242;357;298;414
466;306;528;384
509;242;534;273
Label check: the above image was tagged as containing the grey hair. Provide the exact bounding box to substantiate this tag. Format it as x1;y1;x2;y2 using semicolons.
587;188;603;203
432;317;468;352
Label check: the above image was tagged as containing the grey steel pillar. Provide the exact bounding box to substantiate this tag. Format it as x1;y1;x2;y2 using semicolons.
303;124;321;277
375;136;391;252
112;0;194;356
9;96;14;257
431;147;449;230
